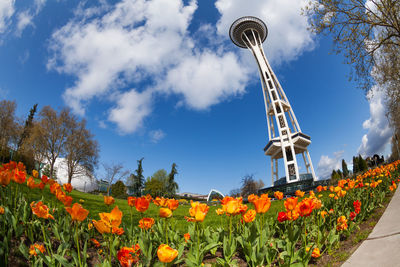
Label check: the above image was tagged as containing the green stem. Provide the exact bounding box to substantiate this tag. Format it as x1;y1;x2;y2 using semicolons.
109;234;112;264
41;224;53;263
130;207;133;239
76;223;82;267
197;222;200;253
229;216;232;245
165;218;169;245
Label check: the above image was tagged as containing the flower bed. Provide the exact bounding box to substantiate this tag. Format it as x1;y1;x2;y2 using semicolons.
0;160;399;266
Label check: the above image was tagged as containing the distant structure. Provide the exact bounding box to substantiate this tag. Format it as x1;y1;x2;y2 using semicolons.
229;16;316;190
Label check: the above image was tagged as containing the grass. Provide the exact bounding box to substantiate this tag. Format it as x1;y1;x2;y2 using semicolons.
23;181;289;232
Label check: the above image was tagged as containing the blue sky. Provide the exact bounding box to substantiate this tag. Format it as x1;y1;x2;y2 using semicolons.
0;0;392;195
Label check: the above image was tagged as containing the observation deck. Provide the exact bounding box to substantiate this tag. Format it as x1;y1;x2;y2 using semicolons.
264;132;311;159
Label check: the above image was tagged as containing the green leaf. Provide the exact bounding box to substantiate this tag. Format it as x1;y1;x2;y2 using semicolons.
53;254;74;267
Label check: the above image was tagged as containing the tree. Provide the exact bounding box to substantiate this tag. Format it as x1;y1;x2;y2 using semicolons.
240;174;264;197
166;163;179;197
305;0;400;128
64;119;99;184
42;164;57;179
229;188;241;197
111;180;127;199
305;0;400;90
353;156;359;174
33;106;73;179
17;103;38;150
129;158;145;196
0;100;20;161
342;159;349;177
102;163;129;196
144;169;168;197
358;154;368;172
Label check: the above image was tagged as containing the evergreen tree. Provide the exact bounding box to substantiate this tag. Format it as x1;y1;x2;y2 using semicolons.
131;158;144;196
342;159;349;177
358;154;368;172
353;156;359;174
166;163;179;197
337;169;343;178
17;103;38;150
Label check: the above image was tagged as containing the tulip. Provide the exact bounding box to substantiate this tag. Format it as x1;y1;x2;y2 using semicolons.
243;209;256;223
252;195;271;214
184;233;190;242
104;196;115;206
295;190;305;197
0;206;4;214
127;196;136;207
188;201;209;222
157;244;178;263
135;196;150;212
298;198;313;217
284;197;298;211
353;200;361;214
93;206;123;234
274;191;284;200
117;245;140;267
167;199;179;211
63;183;73;193
336;216;348;231
31;201;54;220
312;247;321;258
32;170;39;178
277;211;288;222
65;203;89;222
159;208;172;218
91;238;101;248
29;243;46;256
139;217;155;230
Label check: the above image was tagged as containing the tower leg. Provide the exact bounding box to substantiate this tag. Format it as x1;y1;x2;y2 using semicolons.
306;150;317;181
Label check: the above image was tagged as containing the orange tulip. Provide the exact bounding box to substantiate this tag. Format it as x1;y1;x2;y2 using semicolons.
252;195;271;214
157;244;178;263
63;183;73;193
153;197;168;207
91;238;101;248
31;201;54;220
0;170;11;186
295;190;305;197
336;216;348;231
159;208;172;218
274;191;283;200
50;183;61;194
29;243;45;256
127;196;136;207
188;201;209;222
0;206;4;214
312;247;321;258
139;217;155;230
41;175;49;184
215;208;224;215
13;168;26;184
135;196;150;212
243;209;256;223
184;233;190;242
65;203;89;222
38;182;45;190
247;194;258;203
27;177;39;189
284;197;298;211
117;244;140;267
298;198;313;217
32;170;39;178
93;206;123;234
316;185;323;192
167;199;179;211
286;208;300;221
112;227;124;235
104;196;115;206
320;211;328;218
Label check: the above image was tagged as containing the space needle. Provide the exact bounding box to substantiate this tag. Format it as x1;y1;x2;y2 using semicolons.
230;16;316;186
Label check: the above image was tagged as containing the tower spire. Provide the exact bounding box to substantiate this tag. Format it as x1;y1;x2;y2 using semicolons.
230;16;316;185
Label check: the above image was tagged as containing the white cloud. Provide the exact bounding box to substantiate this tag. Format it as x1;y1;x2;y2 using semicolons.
16;11;33;36
215;0;316;64
108;89;152;134
149;129;165;143
48;0;316;134
0;0;15;33
358;86;392;156
317;150;344;179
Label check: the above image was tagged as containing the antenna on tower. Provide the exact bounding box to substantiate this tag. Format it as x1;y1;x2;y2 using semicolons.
230;16;316;192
